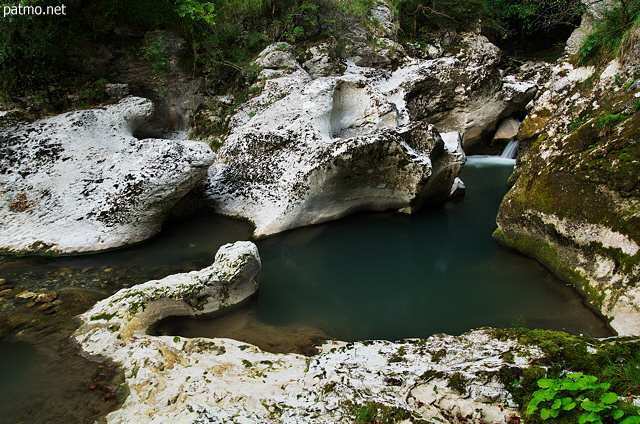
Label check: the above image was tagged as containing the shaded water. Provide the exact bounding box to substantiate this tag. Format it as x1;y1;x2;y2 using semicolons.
157;157;612;343
0;214;252;295
0;289;121;424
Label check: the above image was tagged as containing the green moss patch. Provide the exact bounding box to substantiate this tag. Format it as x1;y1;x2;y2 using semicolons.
492;328;640;420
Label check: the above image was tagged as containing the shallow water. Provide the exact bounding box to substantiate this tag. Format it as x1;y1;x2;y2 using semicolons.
0;289;121;424
0;214;252;295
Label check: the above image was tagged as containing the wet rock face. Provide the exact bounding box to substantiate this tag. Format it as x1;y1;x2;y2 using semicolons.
205;70;465;237
495;57;640;335
0;97;215;255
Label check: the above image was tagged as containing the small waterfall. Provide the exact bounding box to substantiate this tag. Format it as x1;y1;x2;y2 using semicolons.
500;139;518;159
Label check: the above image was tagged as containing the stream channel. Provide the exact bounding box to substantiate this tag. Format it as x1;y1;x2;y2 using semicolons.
0;155;613;423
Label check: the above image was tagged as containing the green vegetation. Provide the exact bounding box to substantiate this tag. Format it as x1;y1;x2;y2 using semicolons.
492;329;640;423
90;311;117;321
569;116;590;132
388;346;407;363
597;114;630;135
481;0;582;42
394;0;483;35
0;0;593;110
393;0;582;53
0;0;376;107
526;373;639;424
346;400;429;424
577;0;640;64
447;372;469;395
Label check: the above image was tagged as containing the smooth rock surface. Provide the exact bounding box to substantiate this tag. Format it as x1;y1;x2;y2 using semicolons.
73;241;260;348
401;33;536;147
0;97;215;254
205;33;541;237
493;117;520;141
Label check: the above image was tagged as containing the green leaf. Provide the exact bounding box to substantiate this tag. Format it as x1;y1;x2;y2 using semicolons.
582;400;604;412
527;399;541;415
541;408;552;420
600;392;618;404
538;379;553;388
579;413;589;424
552;398;562;409
620;416;640;424
585;411;601;422
613;410;624;420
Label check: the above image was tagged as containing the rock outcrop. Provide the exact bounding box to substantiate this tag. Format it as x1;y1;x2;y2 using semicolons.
199;22;543;238
73;242;544;423
400;33;537;147
205;56;466;237
0;97;215;255
495;54;640;334
207;32;537;237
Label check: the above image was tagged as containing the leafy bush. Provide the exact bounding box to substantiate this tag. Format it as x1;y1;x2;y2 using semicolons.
392;0;582;55
527;373;640;424
0;0;378;103
394;0;483;36
577;0;640;64
482;0;583;39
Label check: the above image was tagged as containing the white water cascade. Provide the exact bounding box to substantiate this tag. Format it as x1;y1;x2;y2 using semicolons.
500;139;518;159
466;139;518;168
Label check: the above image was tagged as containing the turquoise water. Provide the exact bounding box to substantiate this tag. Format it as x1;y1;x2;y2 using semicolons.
156;157;612;342
250;157;610;340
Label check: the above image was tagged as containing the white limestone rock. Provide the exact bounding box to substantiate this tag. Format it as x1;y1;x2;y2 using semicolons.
348;37;407;69
205;70;465;237
105;83;130;99
369;0;398;39
401;33;537;147
0;97;215;254
73;241;260;357
255;42;300;71
74;257;544;424
496;49;640;335
303;43;338;79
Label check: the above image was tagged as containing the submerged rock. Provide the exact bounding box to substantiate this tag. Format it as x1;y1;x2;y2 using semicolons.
0;97;215;255
73;242;543;423
495;54;640;335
